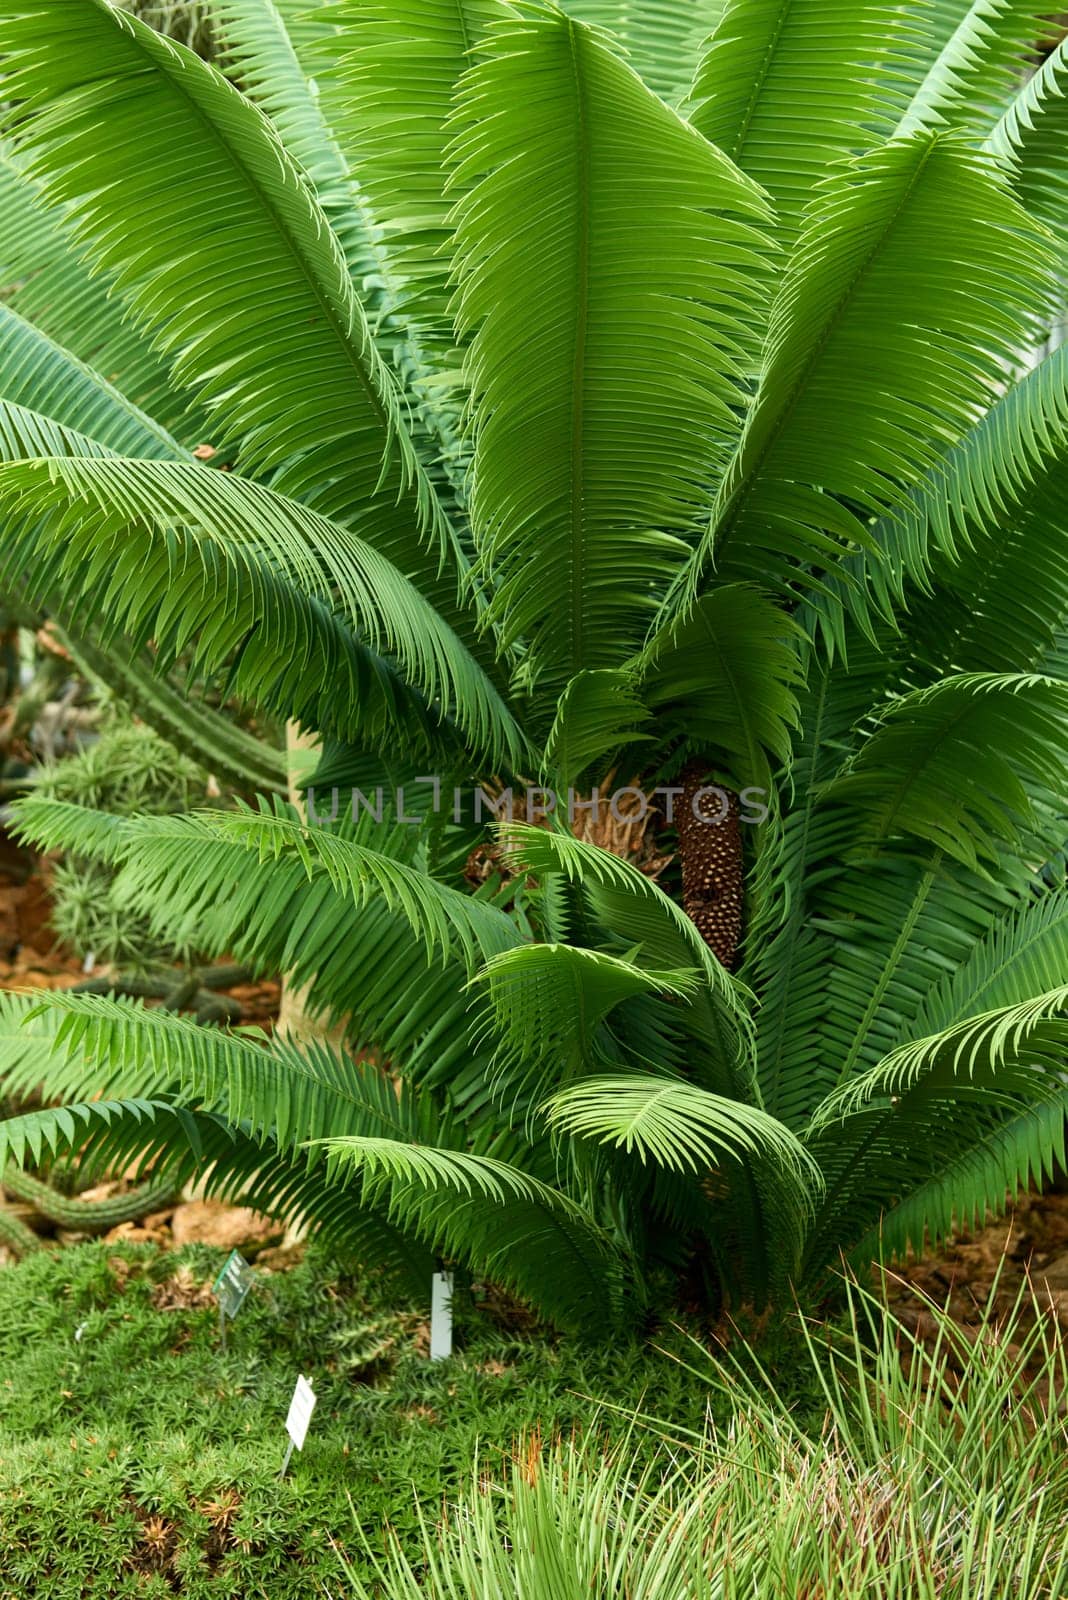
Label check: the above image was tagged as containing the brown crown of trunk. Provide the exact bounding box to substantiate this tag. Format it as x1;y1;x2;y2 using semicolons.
676;761;743;970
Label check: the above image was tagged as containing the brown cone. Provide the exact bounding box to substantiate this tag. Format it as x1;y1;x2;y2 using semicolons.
675;762;743;970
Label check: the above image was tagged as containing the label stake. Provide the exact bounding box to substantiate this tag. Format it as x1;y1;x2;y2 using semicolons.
430;1270;454;1361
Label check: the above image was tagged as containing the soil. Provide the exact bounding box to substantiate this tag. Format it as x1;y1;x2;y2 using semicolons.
883;1188;1068;1340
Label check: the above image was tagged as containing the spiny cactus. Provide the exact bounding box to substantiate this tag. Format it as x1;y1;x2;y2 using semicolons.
58;626;287;798
0;1201;43;1258
2;1167;175;1234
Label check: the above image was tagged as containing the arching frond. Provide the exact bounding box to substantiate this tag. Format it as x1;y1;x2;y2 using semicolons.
207;0;375;272
10;796;499;1105
896;0;1046;138
561;0;725;102
986;36;1068;245
670;134;1053;627
850;1095;1068;1262
838;341;1068;637
687;0;920;250
115;805;521;971
823;674;1068;869
449;0;771;690
545;1071;822;1288
543;670;653;791
476;942;699;1106
0;455;522;767
640;584;803;788
815;982;1068;1125
0;145;194;434
0;0;467;602
0;307;181;460
0;1099;166;1172
317;1132;628;1333
545;1073;819;1191
311;0;503;339
909;887;1068;1042
501;825;756;1097
805;985;1068;1268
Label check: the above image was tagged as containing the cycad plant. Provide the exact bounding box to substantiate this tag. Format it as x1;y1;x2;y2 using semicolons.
2;0;1068;1332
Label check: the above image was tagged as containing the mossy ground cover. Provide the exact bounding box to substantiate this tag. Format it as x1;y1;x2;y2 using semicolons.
0;1241;814;1598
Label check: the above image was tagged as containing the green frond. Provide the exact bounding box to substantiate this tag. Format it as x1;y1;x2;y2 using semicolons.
545;1073;820;1192
0;146;194;435
320;1136;561;1208
11;797;499;1104
122;805;520;971
0;0;466;600
0;1099;166;1172
9;797;132;866
896;0;1046;138
209;0;476;497
815;982;1068;1125
317;1130;628;1333
840;341;1068;637
476;942;699;1105
851;1094;1068;1262
0;307;181;460
986;36;1068;244
805;983;1068;1269
0;455;522;767
449;0;771;690
0;989;438;1288
640;583;804;787
0;988;438;1154
502;825;743;996
207;0;374;268
909;887;1068;1042
687;0;921;250
545;1070;822;1291
823;673;1068;869
560;1;725;102
312;0;503;339
669;133;1054;624
543;670;653;790
501;825;757;1097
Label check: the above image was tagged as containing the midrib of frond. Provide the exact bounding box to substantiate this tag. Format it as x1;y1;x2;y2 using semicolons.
567;17;591;678
834;856;941;1086
916;899;1068;1039
708;137;938;572
454;0;474;56
720;0;796;167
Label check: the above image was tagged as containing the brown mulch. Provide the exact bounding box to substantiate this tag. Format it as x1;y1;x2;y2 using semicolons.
877;1188;1068;1384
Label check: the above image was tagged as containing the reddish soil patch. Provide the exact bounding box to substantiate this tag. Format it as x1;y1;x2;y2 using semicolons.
884;1187;1068;1336
0;836;280;1022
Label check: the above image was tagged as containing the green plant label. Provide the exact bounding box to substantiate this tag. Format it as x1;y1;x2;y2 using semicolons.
212;1250;254;1321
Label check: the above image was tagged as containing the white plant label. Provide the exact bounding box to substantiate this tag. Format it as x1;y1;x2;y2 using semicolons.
430;1270;454;1361
286;1375;317;1451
